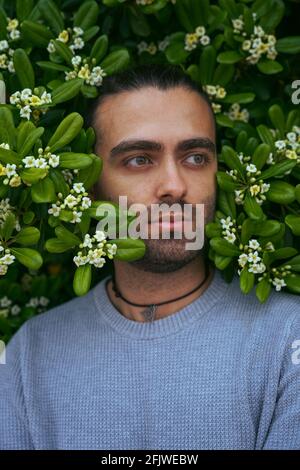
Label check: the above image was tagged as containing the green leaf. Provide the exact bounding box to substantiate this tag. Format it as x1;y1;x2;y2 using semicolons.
256;277;271;303
216;172;238;192
223;93;255;104
31;176;57;203
276;36;300;54
210;237;240;257
100;49;130;76
73;1;99;30
14;227;40;245
217;51;242;64
48;113;83;152
21;20;54;47
221;146;245;175
285;215;300;236
19;127;45;158
13;48;35;90
256;124;274;148
90;35;109;64
281;255;300;272
51;78;83;105
257;60;283;75
244;192;264;221
240;268;255;294
260;160;296;179
55;225;81;245
252;143;271;170
10;247;43;270
268;104;285;137
108;238;146;261
199;46;216;85
73;264;92;296
37;61;70;72
0;212;16;241
58;152;93;169
285;274;300;294
20;168;48;184
38;0;64;35
266;181;296;204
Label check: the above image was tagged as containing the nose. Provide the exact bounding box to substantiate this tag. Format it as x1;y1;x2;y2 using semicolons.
155;158;188;201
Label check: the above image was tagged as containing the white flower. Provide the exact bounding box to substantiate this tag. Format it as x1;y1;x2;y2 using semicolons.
248;262;266;274
73;182;85;193
81;196;91;209
22;156;37;168
264;241;275;251
64;194;78;209
287;132;296;142
275;140;286;150
72;37;84;50
48;204;61;217
47;41;56;53
94;230;106;242
246;163;257;173
71;210;82;223
224;230;236;244
248;239;260;250
232;18;244;31
260;183;270;194
5;163;17;178
49;154;60;168
0;143;10;150
71;55;82;67
238;253;248;268
73;27;83;36
272;277;286;291
106;243;117;258
11;304;21;316
83;234;93;248
0;40;9;51
34;157;47;169
220;216;233;230
20;105;32;120
247;250;261;264
1;253;15;265
10;29;20;40
200;35;210;46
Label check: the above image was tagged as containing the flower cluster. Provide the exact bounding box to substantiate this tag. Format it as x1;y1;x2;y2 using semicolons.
0;296;21;318
0;244;15;276
9;88;52;120
47;27;85;54
0;144;22;187
220;215;238;244
61;168;79;185
237;238;268;274
0;197;20;231
225;103;249;122
268;266;292;291
226;156;270;205
65;56;106;86
184;26;210;51
202;85;227;113
274;126;300;163
22;147;60;170
6;18;20;41
25;296;50;312
232;14;277;64
73;230;117;268
48;182;91;224
0;40;15;73
137;36;171;55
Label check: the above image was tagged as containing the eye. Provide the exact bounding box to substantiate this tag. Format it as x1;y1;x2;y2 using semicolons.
184;154;210;166
123;155;152;167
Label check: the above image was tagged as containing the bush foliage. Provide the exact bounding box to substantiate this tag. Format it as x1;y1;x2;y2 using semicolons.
0;0;300;342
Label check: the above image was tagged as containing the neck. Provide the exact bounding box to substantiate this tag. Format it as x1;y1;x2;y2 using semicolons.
105;255;215;322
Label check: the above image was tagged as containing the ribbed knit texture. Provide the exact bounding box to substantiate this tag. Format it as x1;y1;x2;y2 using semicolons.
0;268;299;450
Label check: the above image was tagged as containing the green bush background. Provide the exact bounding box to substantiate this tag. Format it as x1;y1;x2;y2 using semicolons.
0;0;300;343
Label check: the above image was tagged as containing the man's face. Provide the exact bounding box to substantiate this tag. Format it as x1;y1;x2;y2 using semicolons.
92;86;217;273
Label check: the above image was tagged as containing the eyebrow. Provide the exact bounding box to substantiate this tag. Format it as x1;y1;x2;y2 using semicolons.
109;137;216;160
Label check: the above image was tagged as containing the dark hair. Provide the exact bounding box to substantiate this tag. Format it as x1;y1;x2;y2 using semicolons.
86;63;215;145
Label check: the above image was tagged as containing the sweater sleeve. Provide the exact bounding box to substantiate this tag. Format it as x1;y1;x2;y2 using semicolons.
0;325;34;449
263;312;300;450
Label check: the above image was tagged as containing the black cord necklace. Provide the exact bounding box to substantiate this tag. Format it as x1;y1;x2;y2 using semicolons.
109;261;211;322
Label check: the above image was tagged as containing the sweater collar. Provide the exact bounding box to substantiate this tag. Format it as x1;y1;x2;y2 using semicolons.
92;268;230;339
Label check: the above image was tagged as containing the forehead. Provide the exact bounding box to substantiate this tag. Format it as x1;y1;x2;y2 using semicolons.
94;86;215;148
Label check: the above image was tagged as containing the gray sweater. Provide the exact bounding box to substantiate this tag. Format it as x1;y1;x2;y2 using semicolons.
0;269;299;449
